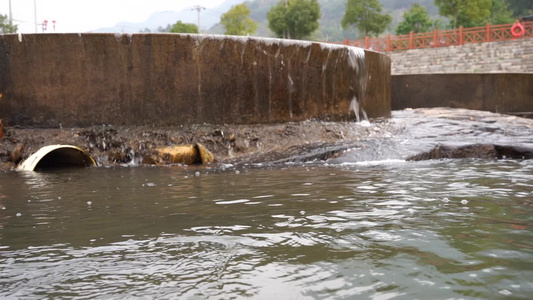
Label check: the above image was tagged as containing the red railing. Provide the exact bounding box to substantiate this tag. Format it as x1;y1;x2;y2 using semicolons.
332;21;533;52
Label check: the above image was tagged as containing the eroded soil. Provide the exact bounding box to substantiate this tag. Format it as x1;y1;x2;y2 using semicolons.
0;118;394;171
1;108;532;171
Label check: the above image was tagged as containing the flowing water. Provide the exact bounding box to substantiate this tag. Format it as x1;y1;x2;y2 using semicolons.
1;159;532;299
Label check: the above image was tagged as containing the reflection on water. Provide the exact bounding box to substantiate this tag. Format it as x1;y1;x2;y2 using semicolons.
1;160;532;299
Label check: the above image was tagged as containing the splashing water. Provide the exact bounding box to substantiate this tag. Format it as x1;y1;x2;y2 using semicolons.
350;97;360;122
350;97;370;126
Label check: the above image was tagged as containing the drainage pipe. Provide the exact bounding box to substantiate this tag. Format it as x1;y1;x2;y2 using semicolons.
17;145;96;171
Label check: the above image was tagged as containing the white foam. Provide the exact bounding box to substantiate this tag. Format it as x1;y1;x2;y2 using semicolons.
216;199;249;205
114;32;123;42
340;159;406;167
185;34;365;70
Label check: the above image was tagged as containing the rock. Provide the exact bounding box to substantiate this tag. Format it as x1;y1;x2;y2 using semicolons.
9;144;24;163
0;149;9;163
1;162;15;170
408;144;498;161
225;133;236;142
108;149;129;163
142;155;160;165
494;145;533;159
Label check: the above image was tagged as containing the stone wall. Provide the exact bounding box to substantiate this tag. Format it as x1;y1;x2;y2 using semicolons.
391;38;533;74
392;74;533;115
0;33;391;127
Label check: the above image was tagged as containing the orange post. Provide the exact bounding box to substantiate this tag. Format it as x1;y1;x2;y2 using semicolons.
459;26;464;45
409;31;414;49
486;23;491;42
433;28;438;47
344;38;349;45
365;36;369;49
386;34;391;52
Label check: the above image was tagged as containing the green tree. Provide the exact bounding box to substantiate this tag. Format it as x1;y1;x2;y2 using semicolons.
341;0;393;38
396;3;434;34
445;0;513;28
487;0;515;25
267;0;321;40
0;14;17;34
287;0;321;39
267;1;289;38
434;0;491;29
506;0;533;17
221;3;258;36
169;21;199;34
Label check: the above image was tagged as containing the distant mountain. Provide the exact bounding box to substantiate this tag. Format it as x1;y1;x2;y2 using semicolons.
92;0;443;41
92;0;244;33
236;0;441;41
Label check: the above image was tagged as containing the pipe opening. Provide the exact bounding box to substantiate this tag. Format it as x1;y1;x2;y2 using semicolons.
18;145;96;171
35;148;95;170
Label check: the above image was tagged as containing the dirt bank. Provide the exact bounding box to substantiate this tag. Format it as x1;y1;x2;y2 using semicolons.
2;108;532;171
0;118;395;171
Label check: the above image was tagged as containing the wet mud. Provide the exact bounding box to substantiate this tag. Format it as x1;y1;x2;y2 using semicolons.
1;107;532;171
0;118;393;170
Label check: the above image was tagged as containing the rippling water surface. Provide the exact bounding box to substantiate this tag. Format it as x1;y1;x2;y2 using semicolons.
1;159;532;299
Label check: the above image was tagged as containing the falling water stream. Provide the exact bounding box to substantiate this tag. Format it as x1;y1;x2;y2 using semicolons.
1;158;531;299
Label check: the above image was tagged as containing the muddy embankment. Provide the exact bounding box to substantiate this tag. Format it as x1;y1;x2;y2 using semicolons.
0;115;391;170
0;118;393;170
2;108;533;171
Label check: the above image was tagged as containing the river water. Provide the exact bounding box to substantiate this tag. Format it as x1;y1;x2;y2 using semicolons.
1;159;532;299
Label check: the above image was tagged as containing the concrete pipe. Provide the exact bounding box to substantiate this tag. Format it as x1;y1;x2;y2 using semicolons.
17;145;96;171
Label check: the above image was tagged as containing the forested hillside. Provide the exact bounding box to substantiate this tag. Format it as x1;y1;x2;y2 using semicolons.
206;0;530;42
207;0;442;41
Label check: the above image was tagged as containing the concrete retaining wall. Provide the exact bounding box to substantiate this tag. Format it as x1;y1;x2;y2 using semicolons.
391;38;533;74
0;33;390;127
392;74;533;114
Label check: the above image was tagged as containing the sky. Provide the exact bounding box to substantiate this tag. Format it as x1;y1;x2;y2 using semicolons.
0;0;227;33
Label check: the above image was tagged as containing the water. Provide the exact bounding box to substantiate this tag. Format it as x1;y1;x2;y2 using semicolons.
1;159;532;299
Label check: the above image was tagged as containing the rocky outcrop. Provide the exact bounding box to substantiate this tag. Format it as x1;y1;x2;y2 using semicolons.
408;144;533;161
